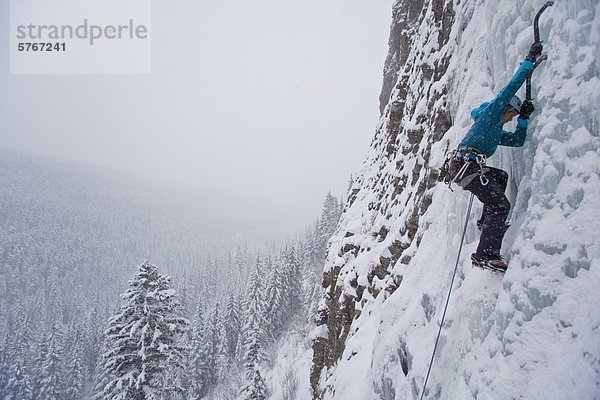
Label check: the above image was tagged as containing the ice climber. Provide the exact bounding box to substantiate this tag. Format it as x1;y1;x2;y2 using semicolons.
445;42;543;272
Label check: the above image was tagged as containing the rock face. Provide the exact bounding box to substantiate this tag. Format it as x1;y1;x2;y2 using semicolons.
311;0;600;399
310;0;455;396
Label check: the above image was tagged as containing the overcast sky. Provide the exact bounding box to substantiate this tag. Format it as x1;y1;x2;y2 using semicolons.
0;0;393;235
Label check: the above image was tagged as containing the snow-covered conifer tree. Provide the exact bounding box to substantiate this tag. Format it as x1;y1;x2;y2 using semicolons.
223;292;242;361
317;192;341;254
64;328;85;400
94;261;189;400
3;302;34;399
237;259;269;400
35;325;64;400
233;245;251;288
5;357;33;400
177;279;193;324
237;323;268;400
240;259;268;346
5;323;34;400
186;300;208;399
191;300;205;342
281;246;304;324
302;270;321;322
204;303;227;389
65;349;84;400
264;259;285;339
81;304;104;381
305;223;319;267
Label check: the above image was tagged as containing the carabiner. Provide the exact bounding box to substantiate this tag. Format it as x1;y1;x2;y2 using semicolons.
480;174;489;186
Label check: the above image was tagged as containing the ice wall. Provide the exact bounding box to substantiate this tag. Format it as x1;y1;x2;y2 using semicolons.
311;0;600;399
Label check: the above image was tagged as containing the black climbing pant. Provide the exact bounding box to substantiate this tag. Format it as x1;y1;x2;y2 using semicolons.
464;166;510;257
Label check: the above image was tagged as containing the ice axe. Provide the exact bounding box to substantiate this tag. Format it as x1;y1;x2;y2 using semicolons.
526;1;554;101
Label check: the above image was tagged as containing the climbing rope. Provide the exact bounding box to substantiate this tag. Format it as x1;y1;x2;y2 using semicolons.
419;193;474;400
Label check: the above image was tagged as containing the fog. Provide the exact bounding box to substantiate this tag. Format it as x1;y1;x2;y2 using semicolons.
0;0;393;236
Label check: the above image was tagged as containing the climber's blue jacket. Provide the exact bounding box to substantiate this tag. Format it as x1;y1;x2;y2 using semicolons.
458;60;534;157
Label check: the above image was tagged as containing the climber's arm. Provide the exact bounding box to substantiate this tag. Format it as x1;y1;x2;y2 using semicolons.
488;60;534;115
499;118;528;147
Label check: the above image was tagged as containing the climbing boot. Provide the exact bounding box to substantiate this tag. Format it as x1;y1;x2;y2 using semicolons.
471;253;507;273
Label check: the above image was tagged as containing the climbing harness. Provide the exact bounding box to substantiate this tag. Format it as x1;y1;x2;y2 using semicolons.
442;147;488;190
419;193;474;400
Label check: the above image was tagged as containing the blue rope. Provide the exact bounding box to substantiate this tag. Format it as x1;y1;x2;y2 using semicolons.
419;193;474;400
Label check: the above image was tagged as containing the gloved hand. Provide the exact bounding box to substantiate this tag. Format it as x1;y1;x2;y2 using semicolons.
526;42;543;62
519;100;535;119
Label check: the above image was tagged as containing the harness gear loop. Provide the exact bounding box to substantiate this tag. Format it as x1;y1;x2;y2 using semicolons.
450;158;470;187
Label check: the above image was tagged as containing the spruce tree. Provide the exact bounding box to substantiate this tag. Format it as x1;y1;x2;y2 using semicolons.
317;192;341;257
202;303;227;391
190;299;205;343
94;261;189;400
84;304;104;379
237;324;268;400
189;329;208;398
35;326;64;400
64;327;85;400
65;348;84;400
241;260;266;347
307;223;320;267
3;303;33;399
238;261;269;400
187;301;207;399
223;292;241;361
5;324;34;400
264;259;285;340
281;246;304;324
302;270;320;322
5;357;33;400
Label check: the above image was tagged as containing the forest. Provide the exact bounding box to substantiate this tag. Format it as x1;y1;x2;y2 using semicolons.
0;148;345;399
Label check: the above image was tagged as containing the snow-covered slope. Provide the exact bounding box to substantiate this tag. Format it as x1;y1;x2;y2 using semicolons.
311;1;600;399
0;147;258;320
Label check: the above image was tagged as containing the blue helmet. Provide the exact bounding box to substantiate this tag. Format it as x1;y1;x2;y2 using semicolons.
507;95;522;113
